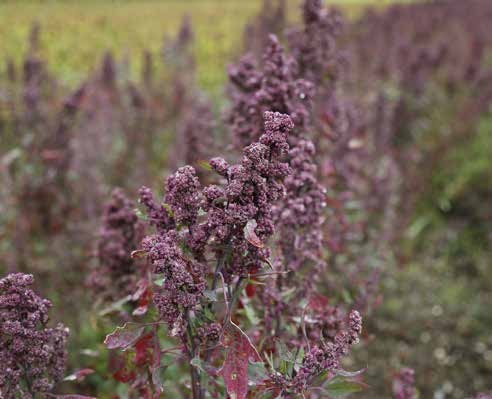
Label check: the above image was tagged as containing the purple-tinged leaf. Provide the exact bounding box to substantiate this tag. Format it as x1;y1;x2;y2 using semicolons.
132;305;148;316
131;249;147;259
55;396;97;399
219;328;261;399
244;219;263;248
104;323;145;350
336;368;367;378
63;368;95;382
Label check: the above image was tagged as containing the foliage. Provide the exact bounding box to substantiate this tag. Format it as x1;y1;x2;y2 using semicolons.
0;0;491;398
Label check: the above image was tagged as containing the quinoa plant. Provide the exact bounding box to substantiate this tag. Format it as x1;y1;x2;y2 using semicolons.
104;111;363;399
393;368;415;399
0;273;69;398
88;188;146;304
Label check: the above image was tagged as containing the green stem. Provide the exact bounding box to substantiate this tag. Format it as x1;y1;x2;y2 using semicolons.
185;311;202;399
225;276;246;325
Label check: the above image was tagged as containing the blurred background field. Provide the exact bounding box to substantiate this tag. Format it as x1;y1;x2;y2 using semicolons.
0;0;491;398
0;0;414;92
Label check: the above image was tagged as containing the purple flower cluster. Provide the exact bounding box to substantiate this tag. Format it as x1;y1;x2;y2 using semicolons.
229;31;327;275
0;273;68;398
287;0;344;85
165;165;202;226
242;0;287;59
139;111;293;334
88;188;145;300
140;165;206;334
230;21;335;352
393;367;416;399
142;229;206;335
228;12;358;376
139;186;174;233
227;34;313;149
276;138;326;272
206;112;292;278
272;310;362;394
197;322;222;344
171;97;215;177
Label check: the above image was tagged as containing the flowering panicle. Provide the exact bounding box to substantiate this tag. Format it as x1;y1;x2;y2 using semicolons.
100;51;117;89
88;188;145;301
228;34;326;274
229;33;332;343
227;34;313;149
242;0;287;59
209;111;292;276
288;0;344;85
142;230;206;335
393;367;416;399
138;186;174;233
138;111;293;336
276;139;326;272
163;15;196;116
271;310;362;394
132;100;355;398
229;20;353;371
227;22;364;397
0;273;68;398
171;97;215;177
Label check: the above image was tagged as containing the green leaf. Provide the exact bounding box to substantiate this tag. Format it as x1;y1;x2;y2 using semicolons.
98;295;132;316
293;347;304;372
341;289;353;304
248;361;267;384
275;341;295;376
336;368;367;378
197;159;212;171
323;377;367;398
1;148;22;167
243;303;260;325
134;207;149;221
154;278;165;287
265;351;276;372
152;366;165;390
203;289;218;302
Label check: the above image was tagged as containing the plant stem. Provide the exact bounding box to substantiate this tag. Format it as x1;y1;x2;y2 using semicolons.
225;276;246;325
211;255;225;291
185;311;202;399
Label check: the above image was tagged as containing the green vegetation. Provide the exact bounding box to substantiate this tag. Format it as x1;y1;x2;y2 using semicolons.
0;0;412;91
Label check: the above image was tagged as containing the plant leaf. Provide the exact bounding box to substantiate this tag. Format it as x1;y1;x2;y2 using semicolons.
308;293;330;311
63;368;95;382
104;323;145;350
323;376;367;398
98;295;132;317
203;289;218;302
248;361;268;385
244;219;264;248
131;249;147;259
219;328;262;399
197;159;212;171
134;332;154;366
336;368;367;378
55;396;97;399
243;302;260;325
